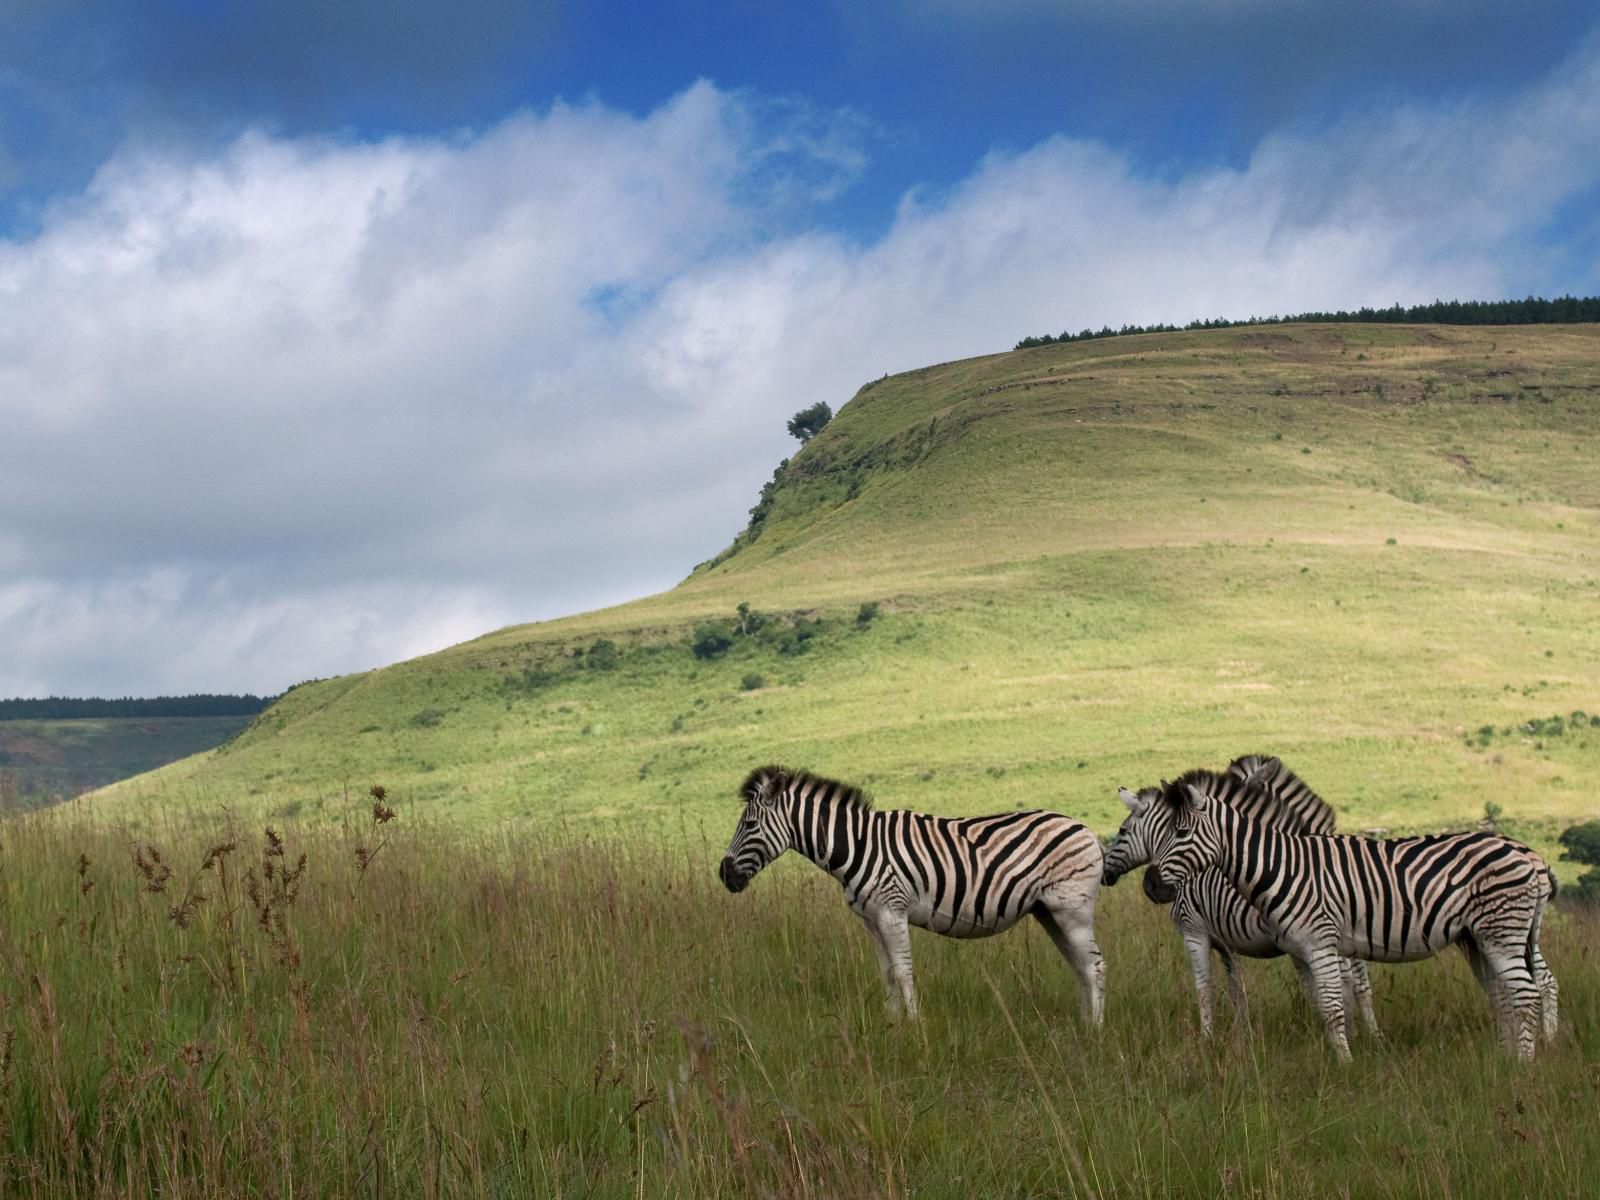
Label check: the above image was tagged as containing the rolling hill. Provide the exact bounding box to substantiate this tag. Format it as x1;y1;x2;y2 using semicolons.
93;322;1600;854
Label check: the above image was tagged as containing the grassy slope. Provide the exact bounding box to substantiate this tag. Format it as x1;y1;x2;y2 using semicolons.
95;324;1600;856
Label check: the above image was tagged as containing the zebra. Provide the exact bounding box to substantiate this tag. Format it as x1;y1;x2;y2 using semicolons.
718;765;1107;1023
1101;758;1378;1039
1151;777;1560;1060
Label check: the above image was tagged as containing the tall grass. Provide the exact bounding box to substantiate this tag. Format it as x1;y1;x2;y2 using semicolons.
1;797;1596;1197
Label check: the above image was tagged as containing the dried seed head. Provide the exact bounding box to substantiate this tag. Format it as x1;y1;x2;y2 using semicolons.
200;841;238;871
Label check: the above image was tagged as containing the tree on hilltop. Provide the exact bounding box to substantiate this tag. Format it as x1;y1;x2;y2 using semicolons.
787;402;832;444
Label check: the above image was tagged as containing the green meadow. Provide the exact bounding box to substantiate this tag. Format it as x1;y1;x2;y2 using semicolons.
9;321;1599;1196
0;805;1595;1198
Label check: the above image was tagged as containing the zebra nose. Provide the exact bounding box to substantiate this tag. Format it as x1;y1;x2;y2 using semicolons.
1101;868;1120;887
1142;866;1177;904
719;857;746;893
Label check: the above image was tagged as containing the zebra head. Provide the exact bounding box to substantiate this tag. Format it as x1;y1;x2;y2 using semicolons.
1151;783;1225;891
719;765;795;894
1101;784;1175;891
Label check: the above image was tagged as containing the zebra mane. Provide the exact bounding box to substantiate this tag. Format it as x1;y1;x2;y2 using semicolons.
737;765;874;811
1157;768;1229;812
1159;757;1335;832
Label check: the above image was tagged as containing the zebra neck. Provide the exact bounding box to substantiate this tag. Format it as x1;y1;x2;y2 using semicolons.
786;791;872;879
1216;804;1280;888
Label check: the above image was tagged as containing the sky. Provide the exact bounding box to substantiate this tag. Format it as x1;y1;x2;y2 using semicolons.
3;2;1599;699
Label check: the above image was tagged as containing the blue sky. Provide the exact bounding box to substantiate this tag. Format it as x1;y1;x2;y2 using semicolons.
2;2;1599;696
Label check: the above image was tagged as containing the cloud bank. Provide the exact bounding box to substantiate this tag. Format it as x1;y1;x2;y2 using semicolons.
3;49;1599;696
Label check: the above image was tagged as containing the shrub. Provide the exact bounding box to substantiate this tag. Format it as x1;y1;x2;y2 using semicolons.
1559;820;1600;905
740;673;766;692
856;601;880;626
735;603;767;636
691;622;735;660
585;639;619;670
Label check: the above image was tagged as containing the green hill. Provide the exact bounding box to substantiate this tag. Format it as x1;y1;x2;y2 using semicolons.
95;323;1600;852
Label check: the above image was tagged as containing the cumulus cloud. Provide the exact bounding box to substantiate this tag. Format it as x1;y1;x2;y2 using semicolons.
3;48;1599;696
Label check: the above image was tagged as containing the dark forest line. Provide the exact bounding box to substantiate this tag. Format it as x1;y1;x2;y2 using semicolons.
0;694;274;721
1014;295;1600;349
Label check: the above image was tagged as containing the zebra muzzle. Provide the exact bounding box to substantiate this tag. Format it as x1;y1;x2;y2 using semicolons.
1141;866;1177;904
719;857;748;893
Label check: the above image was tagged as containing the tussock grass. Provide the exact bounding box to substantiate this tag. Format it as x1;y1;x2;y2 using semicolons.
2;798;1597;1197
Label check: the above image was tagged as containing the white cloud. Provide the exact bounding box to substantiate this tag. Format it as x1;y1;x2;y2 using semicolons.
2;51;1598;696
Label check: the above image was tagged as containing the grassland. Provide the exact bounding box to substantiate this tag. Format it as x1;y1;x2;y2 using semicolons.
94;323;1600;864
0;800;1595;1198
14;322;1600;1196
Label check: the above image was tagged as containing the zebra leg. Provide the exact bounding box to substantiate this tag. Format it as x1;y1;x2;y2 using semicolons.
1301;949;1353;1062
1216;946;1249;1033
1034;903;1106;1026
1348;959;1381;1040
1180;931;1217;1038
1479;941;1538;1061
1533;945;1559;1043
1529;902;1559;1042
856;912;901;1017
875;913;920;1021
1459;939;1512;1047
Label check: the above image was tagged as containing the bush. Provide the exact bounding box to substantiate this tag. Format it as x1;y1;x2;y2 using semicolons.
691;622;735;660
735;603;767;636
856;601;880;627
585;639;619;670
740;673;766;692
1559;820;1600;904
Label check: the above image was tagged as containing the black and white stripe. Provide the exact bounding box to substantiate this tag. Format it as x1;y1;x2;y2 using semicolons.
1153;779;1560;1060
1102;758;1377;1039
719;765;1106;1022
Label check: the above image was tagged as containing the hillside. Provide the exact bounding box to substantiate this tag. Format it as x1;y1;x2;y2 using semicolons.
93;323;1600;852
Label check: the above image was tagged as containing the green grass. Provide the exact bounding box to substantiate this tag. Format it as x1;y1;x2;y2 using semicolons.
0;801;1595;1198
20;322;1600;1196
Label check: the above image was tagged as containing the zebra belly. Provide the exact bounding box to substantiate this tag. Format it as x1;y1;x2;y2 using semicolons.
908;898;1025;938
1341;931;1451;963
912;909;1020;938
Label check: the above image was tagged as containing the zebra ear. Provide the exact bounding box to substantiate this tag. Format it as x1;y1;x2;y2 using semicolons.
1184;783;1211;811
1248;756;1282;783
1118;787;1147;814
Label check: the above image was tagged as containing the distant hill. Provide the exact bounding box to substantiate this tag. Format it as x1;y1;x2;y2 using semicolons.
0;694;271;803
91;323;1600;857
0;715;258;806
